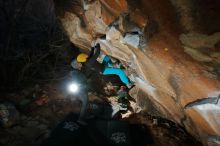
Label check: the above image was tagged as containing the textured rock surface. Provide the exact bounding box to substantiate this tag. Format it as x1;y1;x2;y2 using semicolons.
59;0;220;145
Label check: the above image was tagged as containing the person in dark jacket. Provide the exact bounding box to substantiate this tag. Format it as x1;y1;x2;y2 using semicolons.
72;44;131;87
69;69;88;125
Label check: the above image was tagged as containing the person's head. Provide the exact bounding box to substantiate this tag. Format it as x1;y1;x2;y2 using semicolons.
71;53;88;70
77;53;88;63
120;85;127;91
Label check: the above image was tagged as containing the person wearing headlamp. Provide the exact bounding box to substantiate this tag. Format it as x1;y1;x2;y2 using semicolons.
68;68;88;125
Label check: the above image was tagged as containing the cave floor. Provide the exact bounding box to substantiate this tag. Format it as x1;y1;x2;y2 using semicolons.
0;83;201;146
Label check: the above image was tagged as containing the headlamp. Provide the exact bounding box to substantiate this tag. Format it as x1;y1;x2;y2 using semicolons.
68;83;79;93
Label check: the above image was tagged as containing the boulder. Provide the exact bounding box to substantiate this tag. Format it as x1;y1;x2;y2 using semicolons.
58;0;220;145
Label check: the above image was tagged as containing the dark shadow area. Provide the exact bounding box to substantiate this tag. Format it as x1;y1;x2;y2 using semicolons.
41;112;154;146
0;0;80;95
193;0;220;34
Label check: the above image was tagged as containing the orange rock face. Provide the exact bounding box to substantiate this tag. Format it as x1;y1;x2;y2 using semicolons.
59;0;220;145
100;0;127;16
99;0;128;25
130;9;147;29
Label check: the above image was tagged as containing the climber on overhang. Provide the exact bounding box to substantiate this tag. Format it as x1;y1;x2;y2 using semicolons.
72;43;133;88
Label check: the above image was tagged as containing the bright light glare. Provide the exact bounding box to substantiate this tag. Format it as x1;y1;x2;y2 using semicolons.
68;83;79;93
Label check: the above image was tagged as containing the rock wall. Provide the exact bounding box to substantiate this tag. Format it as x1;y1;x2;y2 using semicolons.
57;0;220;145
